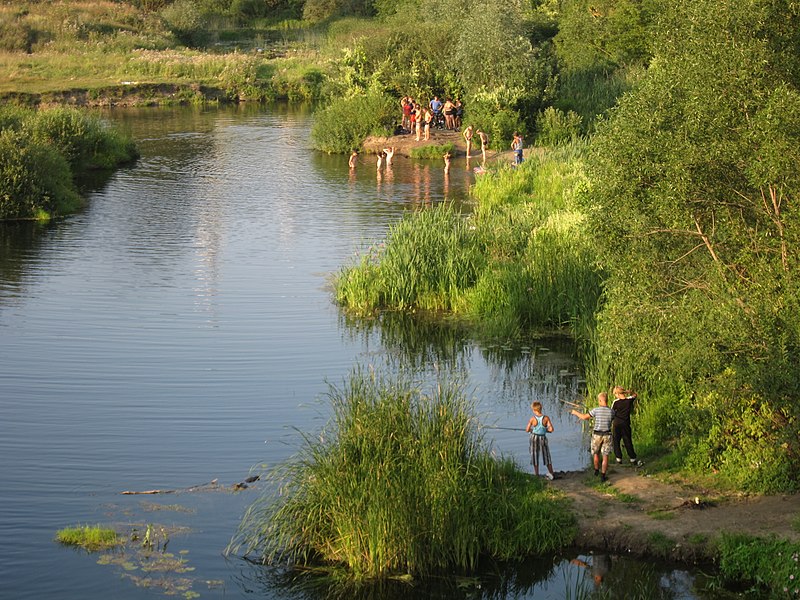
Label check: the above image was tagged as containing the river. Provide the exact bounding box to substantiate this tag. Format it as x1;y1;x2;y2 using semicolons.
0;104;704;599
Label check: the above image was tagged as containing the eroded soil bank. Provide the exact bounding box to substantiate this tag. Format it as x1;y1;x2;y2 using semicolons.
551;465;800;564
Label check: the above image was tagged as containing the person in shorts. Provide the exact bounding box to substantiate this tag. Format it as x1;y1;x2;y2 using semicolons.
571;392;615;482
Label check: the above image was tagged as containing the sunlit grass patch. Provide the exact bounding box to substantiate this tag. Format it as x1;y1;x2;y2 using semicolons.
409;143;455;160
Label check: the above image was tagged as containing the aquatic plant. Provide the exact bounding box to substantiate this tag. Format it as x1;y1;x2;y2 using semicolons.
55;524;120;551
229;368;575;579
334;204;484;314
409;143;455;160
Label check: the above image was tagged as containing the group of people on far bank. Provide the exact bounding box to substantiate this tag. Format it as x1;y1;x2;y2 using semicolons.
401;95;463;141
347;93;527;172
527;386;642;483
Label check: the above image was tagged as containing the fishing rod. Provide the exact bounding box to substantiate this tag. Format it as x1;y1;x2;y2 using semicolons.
560;399;584;409
480;425;527;432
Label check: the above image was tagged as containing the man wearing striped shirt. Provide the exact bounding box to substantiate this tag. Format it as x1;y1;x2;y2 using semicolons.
571;392;615;482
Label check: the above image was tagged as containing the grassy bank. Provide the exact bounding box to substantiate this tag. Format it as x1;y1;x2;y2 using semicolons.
334;142;602;338
0;1;329;104
229;368;575;580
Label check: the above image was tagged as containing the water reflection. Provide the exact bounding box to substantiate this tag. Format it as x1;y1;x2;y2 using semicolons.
230;552;695;600
340;312;473;371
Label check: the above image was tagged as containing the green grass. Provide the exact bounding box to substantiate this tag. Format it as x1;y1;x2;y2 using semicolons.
228;368;575;579
409;143;455;160
647;509;676;521
334;143;603;337
55;524;120;551
717;533;800;596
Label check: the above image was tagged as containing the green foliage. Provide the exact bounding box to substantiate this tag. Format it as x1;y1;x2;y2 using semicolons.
408;143;454;159
0;106;136;220
335;143;603;336
310;90;397;153
552;65;643;133
0;129;80;220
55;524;120;551
229;369;575;578
582;0;800;492
160;0;212;47
464;103;525;151
335;204;485;313
554;0;655;71
535;106;582;146
25;108;138;171
717;534;800;597
303;0;373;22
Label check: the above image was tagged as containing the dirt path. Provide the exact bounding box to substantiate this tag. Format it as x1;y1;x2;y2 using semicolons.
551;465;800;563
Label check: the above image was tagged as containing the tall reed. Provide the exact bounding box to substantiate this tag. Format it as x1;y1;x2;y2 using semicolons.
334;142;603;337
334;204;485;314
229;368;575;579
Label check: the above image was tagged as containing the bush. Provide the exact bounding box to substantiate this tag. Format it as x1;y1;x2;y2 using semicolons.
24;108;137;172
160;0;212;47
0;130;80;220
25;108;138;172
229;369;575;578
463;102;524;151
535;106;582;147
310;90;397;153
0;105;31;131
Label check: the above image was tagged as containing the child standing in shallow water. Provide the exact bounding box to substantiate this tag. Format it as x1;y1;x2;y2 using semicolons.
526;401;555;480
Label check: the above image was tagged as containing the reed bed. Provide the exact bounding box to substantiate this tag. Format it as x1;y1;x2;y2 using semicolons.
334;204;485;314
229;369;574;579
334;142;603;335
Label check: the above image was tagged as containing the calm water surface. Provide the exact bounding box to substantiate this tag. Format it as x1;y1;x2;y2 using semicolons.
0;105;702;599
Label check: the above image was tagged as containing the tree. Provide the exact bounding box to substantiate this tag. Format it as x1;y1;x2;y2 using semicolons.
554;0;655;71
585;0;800;490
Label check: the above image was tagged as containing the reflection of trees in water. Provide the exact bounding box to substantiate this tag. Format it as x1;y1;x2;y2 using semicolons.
229;554;561;600
339;312;473;372
478;338;585;416
0;221;54;304
338;313;585;417
229;553;690;599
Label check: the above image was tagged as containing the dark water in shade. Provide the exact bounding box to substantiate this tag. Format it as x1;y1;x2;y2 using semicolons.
0;104;705;599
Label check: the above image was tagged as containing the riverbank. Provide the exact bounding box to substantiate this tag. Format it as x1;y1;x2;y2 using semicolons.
551;466;800;564
363;128;539;162
0;83;233;108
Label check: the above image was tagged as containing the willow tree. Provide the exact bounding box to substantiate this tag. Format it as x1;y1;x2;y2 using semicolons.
585;0;800;491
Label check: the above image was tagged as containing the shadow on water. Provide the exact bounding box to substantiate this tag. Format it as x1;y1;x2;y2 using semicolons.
228;551;700;600
0;221;57;300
